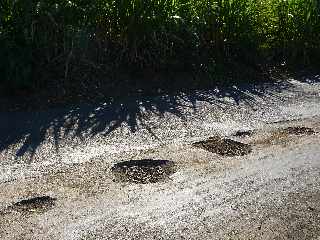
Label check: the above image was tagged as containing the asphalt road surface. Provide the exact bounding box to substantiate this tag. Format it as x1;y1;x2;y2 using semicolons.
0;76;320;239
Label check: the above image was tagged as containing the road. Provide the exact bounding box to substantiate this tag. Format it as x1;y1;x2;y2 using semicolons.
0;76;320;239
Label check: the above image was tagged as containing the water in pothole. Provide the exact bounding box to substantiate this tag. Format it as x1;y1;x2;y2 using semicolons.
111;159;176;184
193;136;252;156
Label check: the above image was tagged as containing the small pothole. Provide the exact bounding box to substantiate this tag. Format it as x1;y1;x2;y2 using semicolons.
11;196;57;213
281;126;315;135
308;206;316;211
193;136;252;156
111;159;176;184
233;130;253;137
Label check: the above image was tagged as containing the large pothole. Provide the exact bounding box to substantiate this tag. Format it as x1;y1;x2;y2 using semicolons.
193;136;252;156
9;196;57;213
111;159;176;184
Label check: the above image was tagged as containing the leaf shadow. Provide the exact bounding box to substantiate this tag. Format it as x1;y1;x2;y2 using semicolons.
0;74;319;159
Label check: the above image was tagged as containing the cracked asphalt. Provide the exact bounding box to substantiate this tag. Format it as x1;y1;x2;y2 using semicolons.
0;76;320;239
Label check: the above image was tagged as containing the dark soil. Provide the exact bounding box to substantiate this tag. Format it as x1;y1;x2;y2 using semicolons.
193;136;252;156
111;159;176;184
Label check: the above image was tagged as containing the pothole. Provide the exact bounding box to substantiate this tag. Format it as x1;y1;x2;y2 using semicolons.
10;196;57;213
111;159;176;184
233;130;253;137
281;126;315;135
193;136;252;156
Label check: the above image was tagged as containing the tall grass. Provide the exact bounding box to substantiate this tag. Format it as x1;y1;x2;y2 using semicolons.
0;0;319;93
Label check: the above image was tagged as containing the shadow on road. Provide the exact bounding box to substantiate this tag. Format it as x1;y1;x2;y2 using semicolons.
0;74;319;158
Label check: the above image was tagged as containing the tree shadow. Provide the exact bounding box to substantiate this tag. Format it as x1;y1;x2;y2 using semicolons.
0;73;319;159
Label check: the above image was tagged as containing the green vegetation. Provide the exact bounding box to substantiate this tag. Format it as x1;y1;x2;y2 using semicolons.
1;0;319;97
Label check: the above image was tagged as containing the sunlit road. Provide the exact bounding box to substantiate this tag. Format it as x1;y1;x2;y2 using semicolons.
0;76;320;239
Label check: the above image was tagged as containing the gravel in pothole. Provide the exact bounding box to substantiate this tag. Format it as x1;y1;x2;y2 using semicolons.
193;136;252;156
111;159;176;184
6;196;57;214
232;130;254;137
281;126;315;135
